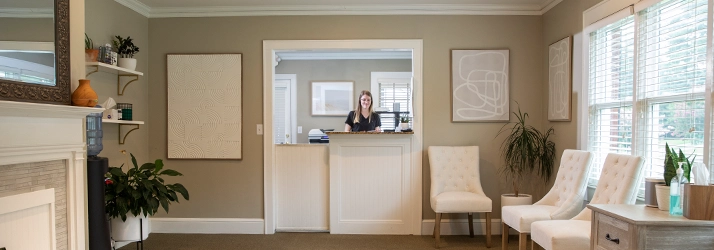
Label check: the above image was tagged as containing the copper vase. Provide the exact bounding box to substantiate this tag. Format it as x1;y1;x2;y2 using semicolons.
72;79;98;107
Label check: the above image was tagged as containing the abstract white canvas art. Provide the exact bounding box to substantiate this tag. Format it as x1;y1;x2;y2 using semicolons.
548;36;572;121
167;54;242;159
451;50;509;122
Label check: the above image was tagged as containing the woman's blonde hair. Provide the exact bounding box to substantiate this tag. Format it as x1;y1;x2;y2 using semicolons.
353;90;375;124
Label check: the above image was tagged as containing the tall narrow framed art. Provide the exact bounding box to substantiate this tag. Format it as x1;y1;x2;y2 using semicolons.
167;54;243;159
548;36;572;121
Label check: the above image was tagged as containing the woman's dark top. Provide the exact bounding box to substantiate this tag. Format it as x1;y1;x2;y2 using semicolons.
345;111;381;132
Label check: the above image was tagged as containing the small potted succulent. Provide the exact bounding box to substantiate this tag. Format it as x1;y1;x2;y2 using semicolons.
399;116;411;130
112;35;140;70
105;151;188;241
85;33;99;62
654;143;694;211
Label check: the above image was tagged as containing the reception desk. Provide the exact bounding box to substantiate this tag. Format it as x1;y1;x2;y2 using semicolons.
326;131;418;235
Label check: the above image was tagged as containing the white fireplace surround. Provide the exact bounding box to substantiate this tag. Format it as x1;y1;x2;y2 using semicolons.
0;100;102;250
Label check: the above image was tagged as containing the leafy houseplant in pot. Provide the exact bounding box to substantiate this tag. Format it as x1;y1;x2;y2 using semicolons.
85;33;99;62
105;151;189;241
496;105;556;207
654;143;694;211
112;35;140;71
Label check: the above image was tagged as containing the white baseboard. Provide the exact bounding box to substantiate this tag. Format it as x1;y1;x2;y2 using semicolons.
150;218;265;234
422;219;517;236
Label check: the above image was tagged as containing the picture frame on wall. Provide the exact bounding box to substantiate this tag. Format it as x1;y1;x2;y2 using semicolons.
311;81;354;116
166;53;243;159
451;49;510;122
548;36;572;121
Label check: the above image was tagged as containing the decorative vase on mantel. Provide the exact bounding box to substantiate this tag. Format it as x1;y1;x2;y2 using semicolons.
71;79;98;107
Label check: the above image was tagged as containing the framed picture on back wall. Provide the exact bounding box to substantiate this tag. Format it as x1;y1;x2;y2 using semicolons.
310;81;354;116
548;36;572;121
451;49;510;122
166;53;243;159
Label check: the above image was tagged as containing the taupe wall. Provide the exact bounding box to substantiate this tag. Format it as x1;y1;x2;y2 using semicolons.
275;59;412;143
542;0;603;174
85;0;149;167
148;15;545;220
0;18;53;42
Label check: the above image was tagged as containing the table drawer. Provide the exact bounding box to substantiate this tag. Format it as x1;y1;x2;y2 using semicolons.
595;214;631;250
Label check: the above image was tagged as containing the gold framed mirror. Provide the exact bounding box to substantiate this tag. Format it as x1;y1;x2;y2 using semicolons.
0;0;70;105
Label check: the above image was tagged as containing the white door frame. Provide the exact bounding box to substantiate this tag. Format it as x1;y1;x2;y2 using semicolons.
263;40;423;235
274;74;297;144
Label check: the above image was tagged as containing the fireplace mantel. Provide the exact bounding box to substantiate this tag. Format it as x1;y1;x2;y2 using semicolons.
0;100;102;250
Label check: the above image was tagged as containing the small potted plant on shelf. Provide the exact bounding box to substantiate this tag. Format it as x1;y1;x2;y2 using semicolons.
105;150;189;241
399;116;411;130
85;33;99;62
112;35;140;70
496;104;556;207
654;143;694;211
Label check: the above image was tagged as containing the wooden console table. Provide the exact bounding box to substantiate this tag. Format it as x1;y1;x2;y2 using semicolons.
588;204;714;250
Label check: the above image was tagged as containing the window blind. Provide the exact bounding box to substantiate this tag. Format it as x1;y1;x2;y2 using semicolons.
587;15;636;187
635;0;708;198
379;81;411;130
273;86;288;144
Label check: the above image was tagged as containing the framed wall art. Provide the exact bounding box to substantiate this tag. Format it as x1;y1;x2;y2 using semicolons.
167;53;242;159
548;36;572;121
310;81;354;116
451;49;510;122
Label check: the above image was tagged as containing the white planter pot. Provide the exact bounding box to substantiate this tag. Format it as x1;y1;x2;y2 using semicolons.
501;194;533;207
400;123;409;130
118;58;137;71
111;213;150;241
655;184;670;211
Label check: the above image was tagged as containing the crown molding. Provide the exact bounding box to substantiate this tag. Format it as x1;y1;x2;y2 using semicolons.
149;4;544;18
0;8;53;18
276;51;412;60
114;0;151;17
118;1;564;18
540;0;563;14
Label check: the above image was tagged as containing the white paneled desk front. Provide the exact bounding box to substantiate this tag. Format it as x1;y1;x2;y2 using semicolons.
326;132;418;235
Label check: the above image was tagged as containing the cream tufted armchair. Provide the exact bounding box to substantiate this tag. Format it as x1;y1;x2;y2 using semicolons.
501;149;593;250
530;153;644;250
428;146;492;248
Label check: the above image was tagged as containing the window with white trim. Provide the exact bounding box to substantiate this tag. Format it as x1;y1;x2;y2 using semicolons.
585;0;711;198
371;72;412;131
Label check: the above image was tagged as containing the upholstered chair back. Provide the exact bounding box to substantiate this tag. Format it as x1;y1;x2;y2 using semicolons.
572;153;644;221
533;149;592;218
428;146;484;199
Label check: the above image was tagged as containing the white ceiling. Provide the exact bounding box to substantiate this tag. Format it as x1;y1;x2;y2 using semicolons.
140;0;549;8
115;0;562;18
0;0;562;18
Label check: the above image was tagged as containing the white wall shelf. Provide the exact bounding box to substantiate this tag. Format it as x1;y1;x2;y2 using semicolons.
85;62;143;95
102;119;145;144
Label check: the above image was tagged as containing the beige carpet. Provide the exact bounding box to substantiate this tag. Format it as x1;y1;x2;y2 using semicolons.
118;233;528;250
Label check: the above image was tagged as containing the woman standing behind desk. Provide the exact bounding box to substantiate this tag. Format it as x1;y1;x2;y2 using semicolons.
344;90;382;132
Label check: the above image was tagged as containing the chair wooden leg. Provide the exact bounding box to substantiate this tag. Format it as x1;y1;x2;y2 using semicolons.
519;233;527;250
468;213;474;238
435;213;442;248
502;222;508;250
531;239;535;250
485;212;492;248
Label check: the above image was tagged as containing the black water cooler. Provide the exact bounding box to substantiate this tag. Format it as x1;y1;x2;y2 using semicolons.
88;156;111;250
86;108;111;250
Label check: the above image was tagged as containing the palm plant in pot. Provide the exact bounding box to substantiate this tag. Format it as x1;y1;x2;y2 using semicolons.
105;151;189;241
496;105;556;207
112;35;140;71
